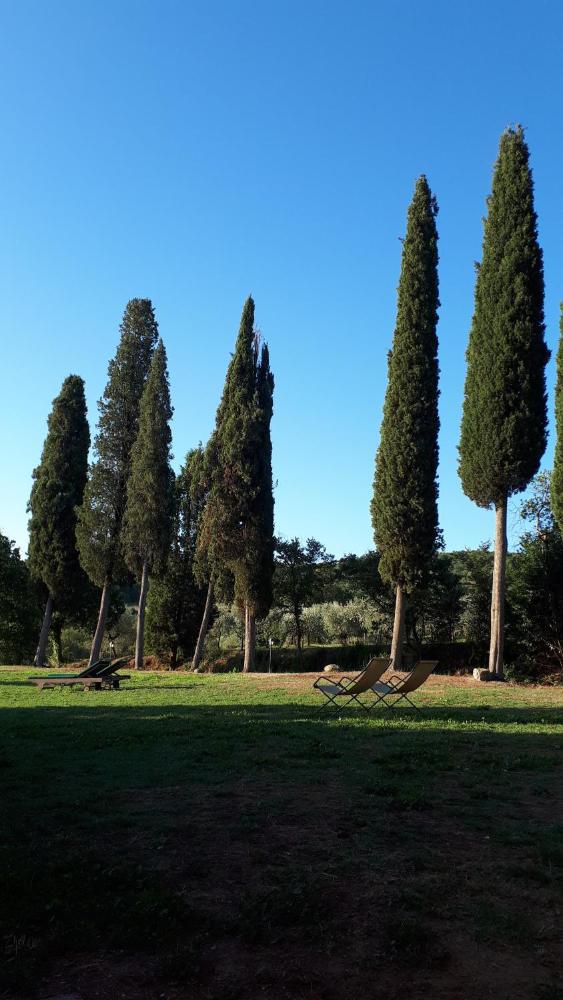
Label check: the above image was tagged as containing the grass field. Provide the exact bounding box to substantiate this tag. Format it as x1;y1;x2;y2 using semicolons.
2;668;563;1000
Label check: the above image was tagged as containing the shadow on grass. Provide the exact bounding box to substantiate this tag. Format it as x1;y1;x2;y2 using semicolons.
4;697;563;726
1;699;563;996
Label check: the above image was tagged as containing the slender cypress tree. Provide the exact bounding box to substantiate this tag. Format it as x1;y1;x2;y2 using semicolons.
145;446;208;668
551;306;563;531
27;375;90;665
371;176;440;668
240;340;275;670
199;297;275;671
76;299;158;663
459;126;548;678
122;340;174;670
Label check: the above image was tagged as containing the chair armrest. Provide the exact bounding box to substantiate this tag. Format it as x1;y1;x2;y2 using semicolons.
314;674;355;690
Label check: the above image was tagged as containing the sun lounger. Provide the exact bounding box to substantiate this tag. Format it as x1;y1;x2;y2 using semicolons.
370;660;438;711
29;657;130;691
28;658;109;684
313;657;391;712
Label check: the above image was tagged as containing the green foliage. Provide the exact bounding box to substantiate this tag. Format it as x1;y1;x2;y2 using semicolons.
122;340;174;579
274;537;333;651
326;550;384;603
406;553;465;645
27;375;90;611
0;535;40;663
371;176;440;590
449;546;493;644
551;306;563;530
146;447;208;666
199;297;275;618
57;590;128;661
76;299;159;587
459;127;549;507
509;472;563;676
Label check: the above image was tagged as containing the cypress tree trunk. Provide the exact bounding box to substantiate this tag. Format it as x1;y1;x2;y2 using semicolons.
89;583;110;666
135;561;149;671
192;580;213;670
243;605;256;673
52;619;63;666
390;585;407;669
34;594;53;667
489;499;507;677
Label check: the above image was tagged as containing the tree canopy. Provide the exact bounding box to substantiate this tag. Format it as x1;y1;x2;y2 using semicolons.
459;126;549;508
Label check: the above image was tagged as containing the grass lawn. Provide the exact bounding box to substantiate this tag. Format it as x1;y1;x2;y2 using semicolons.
2;668;563;999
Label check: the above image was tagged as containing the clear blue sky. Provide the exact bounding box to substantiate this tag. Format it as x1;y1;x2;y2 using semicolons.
1;0;562;559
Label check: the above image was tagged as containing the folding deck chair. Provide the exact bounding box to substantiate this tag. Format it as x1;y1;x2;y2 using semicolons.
29;657;130;691
370;660;438;711
313;657;391;712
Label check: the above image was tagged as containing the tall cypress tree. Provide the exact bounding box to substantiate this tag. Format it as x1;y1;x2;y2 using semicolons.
76;299;158;664
145;446;208;668
27;375;90;665
459;126;548;678
371;176;440;668
241;340;275;669
199;297;275;671
122;340;174;670
551;306;563;531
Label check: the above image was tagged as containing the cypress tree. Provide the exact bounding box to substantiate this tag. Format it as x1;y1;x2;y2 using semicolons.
199;297;275;672
241;339;275;670
371;176;440;668
145;446;208;668
122;340;174;670
76;299;158;663
551;306;563;531
27;375;90;665
459;126;548;677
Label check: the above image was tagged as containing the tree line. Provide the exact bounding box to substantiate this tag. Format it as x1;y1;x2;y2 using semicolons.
4;470;563;679
24;295;274;672
6;124;563;678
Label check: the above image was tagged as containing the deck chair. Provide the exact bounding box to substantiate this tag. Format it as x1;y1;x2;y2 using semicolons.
313;657;391;712
94;658;131;689
29;658;110;686
29;657;130;691
370;660;438;711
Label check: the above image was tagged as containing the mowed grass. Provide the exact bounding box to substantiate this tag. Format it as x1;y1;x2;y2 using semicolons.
2;669;563;1000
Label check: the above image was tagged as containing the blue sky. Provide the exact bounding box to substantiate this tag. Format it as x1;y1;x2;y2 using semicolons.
1;0;562;559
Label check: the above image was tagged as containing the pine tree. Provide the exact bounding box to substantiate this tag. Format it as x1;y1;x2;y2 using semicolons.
551;306;563;531
76;299;158;663
199;297;275;671
122;340;174;670
371;176;441;668
27;375;90;665
459;126;548;677
145;446;208;668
